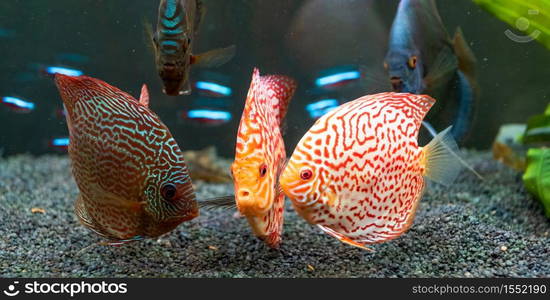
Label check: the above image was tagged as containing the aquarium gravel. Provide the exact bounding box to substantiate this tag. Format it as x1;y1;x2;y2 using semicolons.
0;151;548;278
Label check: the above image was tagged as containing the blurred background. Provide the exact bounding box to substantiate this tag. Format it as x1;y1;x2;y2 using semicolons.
0;0;549;158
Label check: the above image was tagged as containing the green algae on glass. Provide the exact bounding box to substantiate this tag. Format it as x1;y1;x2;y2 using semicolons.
523;148;550;218
473;0;550;50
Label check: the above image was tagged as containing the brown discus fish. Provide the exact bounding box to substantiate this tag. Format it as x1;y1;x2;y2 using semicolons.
54;74;198;243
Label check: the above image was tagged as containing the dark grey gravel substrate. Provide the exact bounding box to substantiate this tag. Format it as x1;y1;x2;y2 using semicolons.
0;151;548;278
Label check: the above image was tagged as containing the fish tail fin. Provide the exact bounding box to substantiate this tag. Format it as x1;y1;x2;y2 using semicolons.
453;27;477;81
192;45;236;68
422;126;483;185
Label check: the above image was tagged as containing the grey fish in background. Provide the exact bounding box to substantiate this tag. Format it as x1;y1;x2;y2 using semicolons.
146;0;236;96
384;0;478;143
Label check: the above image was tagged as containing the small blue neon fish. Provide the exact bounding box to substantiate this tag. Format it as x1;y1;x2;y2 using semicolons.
146;0;236;96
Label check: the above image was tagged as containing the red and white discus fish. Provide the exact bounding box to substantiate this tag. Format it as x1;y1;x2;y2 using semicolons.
54;74;198;243
231;68;296;248
279;92;461;250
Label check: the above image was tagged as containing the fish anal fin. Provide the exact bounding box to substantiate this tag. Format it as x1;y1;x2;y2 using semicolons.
400;184;425;235
139;84;150;107
74;194;111;238
75;194;95;228
318;225;374;252
192;45;236;68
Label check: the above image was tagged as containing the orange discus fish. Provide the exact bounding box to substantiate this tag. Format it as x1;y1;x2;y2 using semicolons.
231;68;296;248
55;74;198;243
280;92;462;250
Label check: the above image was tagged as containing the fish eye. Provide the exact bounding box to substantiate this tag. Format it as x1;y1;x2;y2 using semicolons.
161;183;177;201
408;56;417;69
300;168;313;181
259;163;268;177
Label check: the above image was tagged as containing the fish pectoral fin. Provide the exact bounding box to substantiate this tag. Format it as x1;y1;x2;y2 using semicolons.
192;45;236;68
317;225;374;252
194;0;206;34
142;17;158;54
423;48;458;88
198;195;236;210
94;191;146;212
139;84;150;107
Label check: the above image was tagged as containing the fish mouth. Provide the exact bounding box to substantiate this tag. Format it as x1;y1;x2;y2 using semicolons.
390;77;403;92
162;80;185;96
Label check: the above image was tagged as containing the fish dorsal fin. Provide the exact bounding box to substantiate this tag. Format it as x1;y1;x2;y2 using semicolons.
400;94;436;128
262;74;297;125
55;74;138;114
139;84;150;107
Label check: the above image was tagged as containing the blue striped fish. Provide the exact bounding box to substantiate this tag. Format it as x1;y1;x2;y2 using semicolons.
54;74;199;242
384;0;478;142
147;0;236;96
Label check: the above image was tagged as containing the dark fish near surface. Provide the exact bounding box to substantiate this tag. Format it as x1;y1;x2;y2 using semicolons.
147;0;236;96
384;0;478;142
54;74;198;242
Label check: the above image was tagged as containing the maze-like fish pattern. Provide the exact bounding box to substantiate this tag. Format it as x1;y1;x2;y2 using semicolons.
55;75;197;241
232;68;296;248
282;92;434;245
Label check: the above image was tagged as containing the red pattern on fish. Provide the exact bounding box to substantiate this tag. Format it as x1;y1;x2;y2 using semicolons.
280;92;440;250
231;68;296;248
54;74;198;242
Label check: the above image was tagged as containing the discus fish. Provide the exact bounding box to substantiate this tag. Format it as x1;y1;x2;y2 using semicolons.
384;0;478;142
279;92;462;250
231;68;296;248
147;0;236;96
54;74;198;242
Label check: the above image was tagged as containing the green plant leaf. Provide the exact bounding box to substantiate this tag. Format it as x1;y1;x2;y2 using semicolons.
523;114;550;145
522;148;550;218
473;0;550;50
